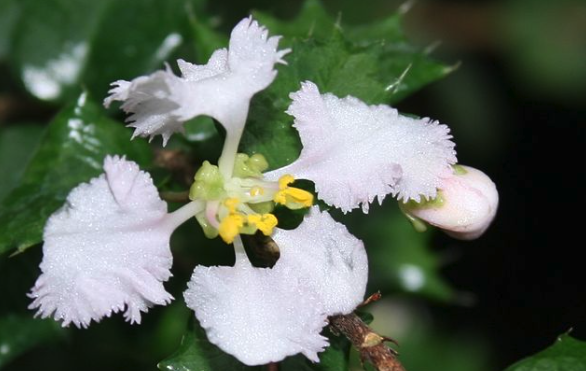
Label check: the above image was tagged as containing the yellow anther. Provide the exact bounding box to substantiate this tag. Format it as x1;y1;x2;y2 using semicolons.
278;174;295;190
250;186;265;197
247;214;278;236
274;187;314;209
219;214;245;244
224;198;240;213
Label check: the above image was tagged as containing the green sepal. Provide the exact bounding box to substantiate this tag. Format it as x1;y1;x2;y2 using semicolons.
452;164;468;175
190;161;225;201
248;201;275;215
195;212;219;239
402;192;445;211
232;153;269;178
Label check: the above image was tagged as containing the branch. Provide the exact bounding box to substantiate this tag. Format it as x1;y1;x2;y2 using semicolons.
160;191;190;203
329;313;406;371
154;148;196;185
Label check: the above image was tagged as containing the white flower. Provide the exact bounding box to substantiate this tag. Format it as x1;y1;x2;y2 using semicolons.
184;207;367;365
104;17;289;146
402;165;498;240
265;81;457;213
29;156;203;328
30;13;498;368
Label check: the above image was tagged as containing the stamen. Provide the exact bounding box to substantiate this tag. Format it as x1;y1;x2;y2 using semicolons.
247;214;278;236
278;174;295;189
273;175;314;209
219;214;245;244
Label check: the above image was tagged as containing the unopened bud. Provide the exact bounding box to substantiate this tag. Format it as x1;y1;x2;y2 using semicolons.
402;165;498;240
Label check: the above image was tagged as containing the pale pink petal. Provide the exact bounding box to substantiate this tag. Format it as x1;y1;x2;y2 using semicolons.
265;81;457;212
273;206;368;315
184;254;328;366
29;156;174;328
404;165;498;240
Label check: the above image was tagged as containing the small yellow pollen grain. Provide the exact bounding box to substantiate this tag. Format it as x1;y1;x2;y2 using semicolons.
219;214;244;244
247;214;278;236
250;186;265;197
278;174;295;190
224;198;240;213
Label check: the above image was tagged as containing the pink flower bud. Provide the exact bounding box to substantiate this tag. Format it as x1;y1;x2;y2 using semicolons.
403;165;498;240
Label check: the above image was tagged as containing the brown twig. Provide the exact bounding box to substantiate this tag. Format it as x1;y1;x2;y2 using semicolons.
266;362;279;371
154;148;196;185
160;191;190;203
329;313;406;371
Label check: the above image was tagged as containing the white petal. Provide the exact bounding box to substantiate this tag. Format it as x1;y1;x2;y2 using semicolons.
29;156;174;328
177;49;229;82
265;81;457;212
104;17;288;143
184;254;328;366
104;68;186;146
227;16;290;94
273;207;368;315
172;17;289;130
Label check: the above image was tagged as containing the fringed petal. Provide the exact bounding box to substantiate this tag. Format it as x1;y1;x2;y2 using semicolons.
104;68;186;146
104;17;288;143
28;156;173;328
184;254;328;366
265;81;457;212
273;206;368;315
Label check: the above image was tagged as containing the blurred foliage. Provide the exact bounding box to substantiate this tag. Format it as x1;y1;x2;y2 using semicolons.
3;0;205;103
0;315;63;368
501;0;586;104
356;299;492;371
0;124;44;201
340;204;458;303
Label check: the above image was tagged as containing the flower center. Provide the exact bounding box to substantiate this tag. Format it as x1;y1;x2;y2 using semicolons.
189;153;313;243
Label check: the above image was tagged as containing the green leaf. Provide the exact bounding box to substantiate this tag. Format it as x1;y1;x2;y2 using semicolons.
158;317;261;371
254;0;453;104
241;1;453;169
0;315;64;369
0;124;45;202
0;0;23;60
281;328;351;371
10;0;112;102
0;92;151;255
83;0;203;101
189;17;229;63
253;0;336;41
504;334;586;371
10;0;203;103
